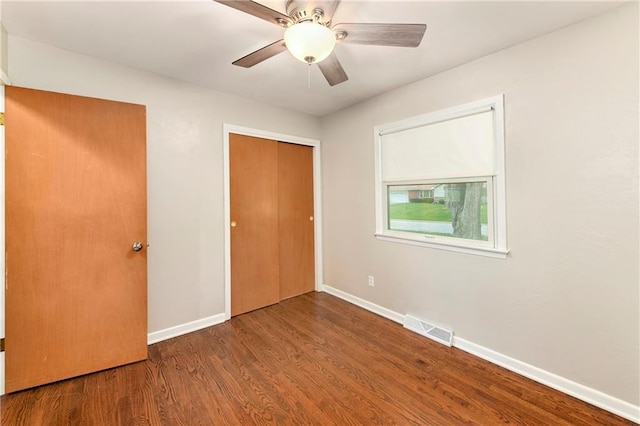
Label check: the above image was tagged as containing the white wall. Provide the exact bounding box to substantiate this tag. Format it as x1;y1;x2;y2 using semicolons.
321;3;639;408
6;36;321;333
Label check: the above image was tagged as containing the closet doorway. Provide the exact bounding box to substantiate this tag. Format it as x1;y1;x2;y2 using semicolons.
226;130;320;317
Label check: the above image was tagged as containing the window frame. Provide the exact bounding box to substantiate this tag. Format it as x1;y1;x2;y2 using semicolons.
374;95;508;259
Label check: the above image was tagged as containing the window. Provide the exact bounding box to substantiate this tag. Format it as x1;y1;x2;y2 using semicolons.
374;95;507;258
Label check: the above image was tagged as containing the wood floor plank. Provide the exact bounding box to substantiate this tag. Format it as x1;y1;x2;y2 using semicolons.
1;292;634;425
260;304;448;425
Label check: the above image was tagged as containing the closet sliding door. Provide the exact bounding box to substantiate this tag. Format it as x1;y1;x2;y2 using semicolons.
278;142;315;300
229;134;314;316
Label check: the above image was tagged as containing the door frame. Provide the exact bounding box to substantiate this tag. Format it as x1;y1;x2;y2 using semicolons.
0;84;6;396
223;124;322;320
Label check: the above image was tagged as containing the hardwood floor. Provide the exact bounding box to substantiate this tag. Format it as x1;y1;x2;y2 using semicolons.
1;292;634;425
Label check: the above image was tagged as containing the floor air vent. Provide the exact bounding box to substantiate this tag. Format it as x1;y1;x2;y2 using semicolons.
403;314;453;347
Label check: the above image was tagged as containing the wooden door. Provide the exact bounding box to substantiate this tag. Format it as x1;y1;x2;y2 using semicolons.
229;134;280;316
278;142;315;300
230;134;315;316
5;86;147;393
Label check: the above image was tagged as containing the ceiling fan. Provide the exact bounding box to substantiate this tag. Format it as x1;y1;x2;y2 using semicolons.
214;0;427;86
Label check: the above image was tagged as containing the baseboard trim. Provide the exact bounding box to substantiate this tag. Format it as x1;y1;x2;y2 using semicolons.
320;284;639;423
453;337;639;423
147;313;226;345
321;285;404;324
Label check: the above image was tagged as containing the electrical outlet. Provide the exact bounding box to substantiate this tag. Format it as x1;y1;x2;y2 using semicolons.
368;275;375;287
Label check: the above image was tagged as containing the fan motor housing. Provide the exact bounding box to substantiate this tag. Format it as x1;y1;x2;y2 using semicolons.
286;0;326;24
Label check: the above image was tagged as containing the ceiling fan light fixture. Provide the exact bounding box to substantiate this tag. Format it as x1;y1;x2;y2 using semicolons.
284;21;336;64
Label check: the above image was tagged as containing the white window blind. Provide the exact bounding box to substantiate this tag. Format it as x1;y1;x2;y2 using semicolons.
380;109;495;181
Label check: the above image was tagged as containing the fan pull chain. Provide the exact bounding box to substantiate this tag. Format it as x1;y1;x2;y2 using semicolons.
307;64;311;89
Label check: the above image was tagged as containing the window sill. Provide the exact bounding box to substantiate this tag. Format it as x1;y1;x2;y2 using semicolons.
374;233;509;259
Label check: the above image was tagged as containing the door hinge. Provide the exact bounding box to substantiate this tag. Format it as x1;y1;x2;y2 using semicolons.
0;112;4;126
0;338;4;352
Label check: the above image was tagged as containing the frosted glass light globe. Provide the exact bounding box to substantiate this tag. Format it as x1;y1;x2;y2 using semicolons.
284;21;336;64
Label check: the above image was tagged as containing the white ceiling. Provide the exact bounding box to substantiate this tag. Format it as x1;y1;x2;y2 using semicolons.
1;0;625;116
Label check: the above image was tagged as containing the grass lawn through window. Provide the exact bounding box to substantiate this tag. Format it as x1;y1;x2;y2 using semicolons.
389;202;488;223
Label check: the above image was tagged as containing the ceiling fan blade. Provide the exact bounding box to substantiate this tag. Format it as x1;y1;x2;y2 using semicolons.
214;0;292;27
317;51;348;86
232;40;287;68
307;0;342;23
333;23;427;47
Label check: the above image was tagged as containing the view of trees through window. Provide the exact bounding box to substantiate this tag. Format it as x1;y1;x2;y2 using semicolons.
387;182;488;241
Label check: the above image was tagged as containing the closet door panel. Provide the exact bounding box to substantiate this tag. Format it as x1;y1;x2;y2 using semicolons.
229;134;280;316
278;142;315;300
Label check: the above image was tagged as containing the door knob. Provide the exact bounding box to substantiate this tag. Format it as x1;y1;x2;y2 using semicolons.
231;221;237;228
132;242;144;252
